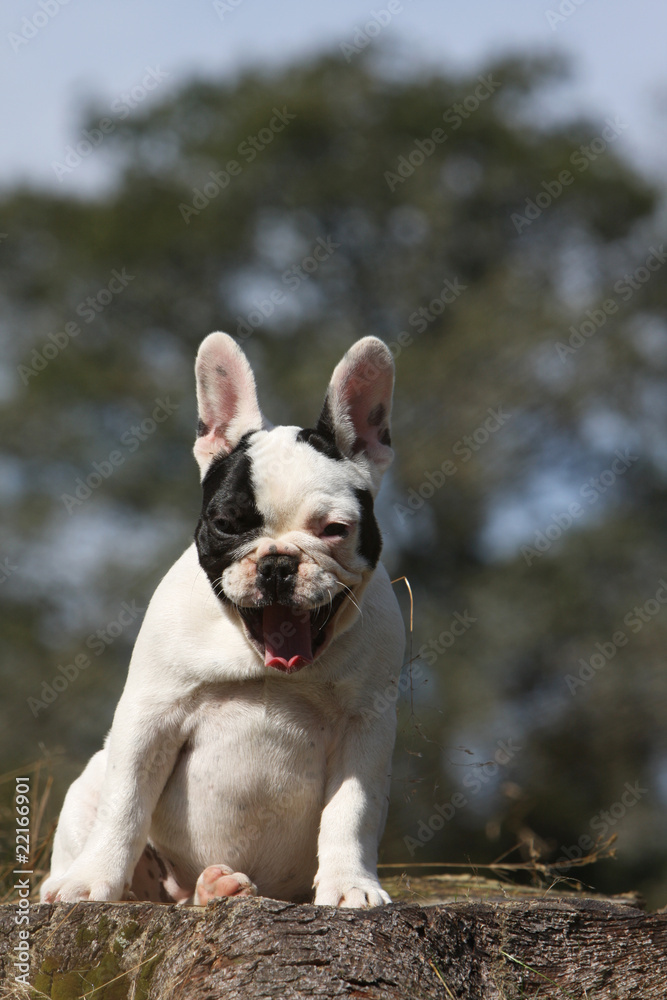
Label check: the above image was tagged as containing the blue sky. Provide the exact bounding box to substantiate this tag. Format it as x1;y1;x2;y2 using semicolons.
2;0;667;196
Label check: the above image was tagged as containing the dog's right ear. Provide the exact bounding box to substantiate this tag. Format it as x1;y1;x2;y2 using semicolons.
193;332;264;478
315;337;395;494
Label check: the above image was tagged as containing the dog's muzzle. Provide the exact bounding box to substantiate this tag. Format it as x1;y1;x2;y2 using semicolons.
256;553;299;604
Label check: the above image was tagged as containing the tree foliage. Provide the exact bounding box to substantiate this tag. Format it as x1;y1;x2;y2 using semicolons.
1;47;665;904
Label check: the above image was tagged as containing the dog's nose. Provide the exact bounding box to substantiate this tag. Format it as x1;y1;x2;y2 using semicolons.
257;554;300;603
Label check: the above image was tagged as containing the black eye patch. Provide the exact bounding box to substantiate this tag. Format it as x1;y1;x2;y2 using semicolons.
195;435;264;596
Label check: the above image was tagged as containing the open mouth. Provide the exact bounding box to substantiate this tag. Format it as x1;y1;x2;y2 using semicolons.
236;592;347;673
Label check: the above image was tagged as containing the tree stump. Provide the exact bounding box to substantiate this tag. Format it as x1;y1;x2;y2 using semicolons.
1;876;665;999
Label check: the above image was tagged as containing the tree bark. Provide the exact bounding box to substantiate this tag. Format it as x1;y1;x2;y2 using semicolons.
1;878;665;999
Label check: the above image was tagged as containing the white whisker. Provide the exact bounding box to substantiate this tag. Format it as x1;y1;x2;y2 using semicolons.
316;587;335;630
340;584;363;620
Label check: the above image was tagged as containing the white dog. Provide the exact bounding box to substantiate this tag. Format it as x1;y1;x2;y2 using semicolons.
41;332;404;908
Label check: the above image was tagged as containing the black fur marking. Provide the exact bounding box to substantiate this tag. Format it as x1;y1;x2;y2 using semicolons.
368;403;386;427
296;426;344;461
354;487;382;568
197;419;210;438
379;426;392;447
194;433;263;598
146;844;167;880
315;395;337;441
298;395;345;460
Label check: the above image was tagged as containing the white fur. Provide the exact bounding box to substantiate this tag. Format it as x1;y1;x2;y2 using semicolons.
42;334;404;908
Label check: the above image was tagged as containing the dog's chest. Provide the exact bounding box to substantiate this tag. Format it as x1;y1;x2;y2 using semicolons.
150;679;346;886
164;679;344;813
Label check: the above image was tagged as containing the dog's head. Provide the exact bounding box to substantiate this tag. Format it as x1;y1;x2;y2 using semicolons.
193;332;395;673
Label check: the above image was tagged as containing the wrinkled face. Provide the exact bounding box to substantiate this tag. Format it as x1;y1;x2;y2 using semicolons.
195;425;381;672
191;330;395;674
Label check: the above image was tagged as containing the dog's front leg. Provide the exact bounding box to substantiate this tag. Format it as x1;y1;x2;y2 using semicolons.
42;694;185;903
313;712;395;908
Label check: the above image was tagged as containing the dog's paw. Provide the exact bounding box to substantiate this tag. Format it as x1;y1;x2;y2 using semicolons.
40;872;122;904
313;876;391;908
194;865;258;905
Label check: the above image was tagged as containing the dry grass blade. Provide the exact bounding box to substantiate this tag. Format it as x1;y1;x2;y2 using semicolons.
391;574;418;719
0;981;52;1000
499;949;579;1000
0;756;60;902
429;960;456;997
40;902;84;949
79;951;164;999
378;836;618;880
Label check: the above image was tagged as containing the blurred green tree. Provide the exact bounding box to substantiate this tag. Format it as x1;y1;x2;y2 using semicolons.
1;46;665;904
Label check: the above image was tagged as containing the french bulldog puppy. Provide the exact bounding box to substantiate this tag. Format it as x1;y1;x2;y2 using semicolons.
41;332;404;908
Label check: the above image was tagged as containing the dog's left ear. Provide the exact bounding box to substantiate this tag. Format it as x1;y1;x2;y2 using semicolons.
193;332;265;477
316;337;395;493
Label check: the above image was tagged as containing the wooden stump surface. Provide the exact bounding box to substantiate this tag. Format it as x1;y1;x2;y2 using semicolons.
1;875;665;999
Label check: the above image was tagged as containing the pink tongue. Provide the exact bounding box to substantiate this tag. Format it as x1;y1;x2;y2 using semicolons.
263;605;313;672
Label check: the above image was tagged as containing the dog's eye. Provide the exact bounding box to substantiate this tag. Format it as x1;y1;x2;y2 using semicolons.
321;523;349;539
211;516;236;535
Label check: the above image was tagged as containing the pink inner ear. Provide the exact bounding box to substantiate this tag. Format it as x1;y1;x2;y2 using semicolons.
193;332;263;472
347;396;388;452
198;368;243;443
197;423;233;457
195;370;243;459
340;364;394;457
